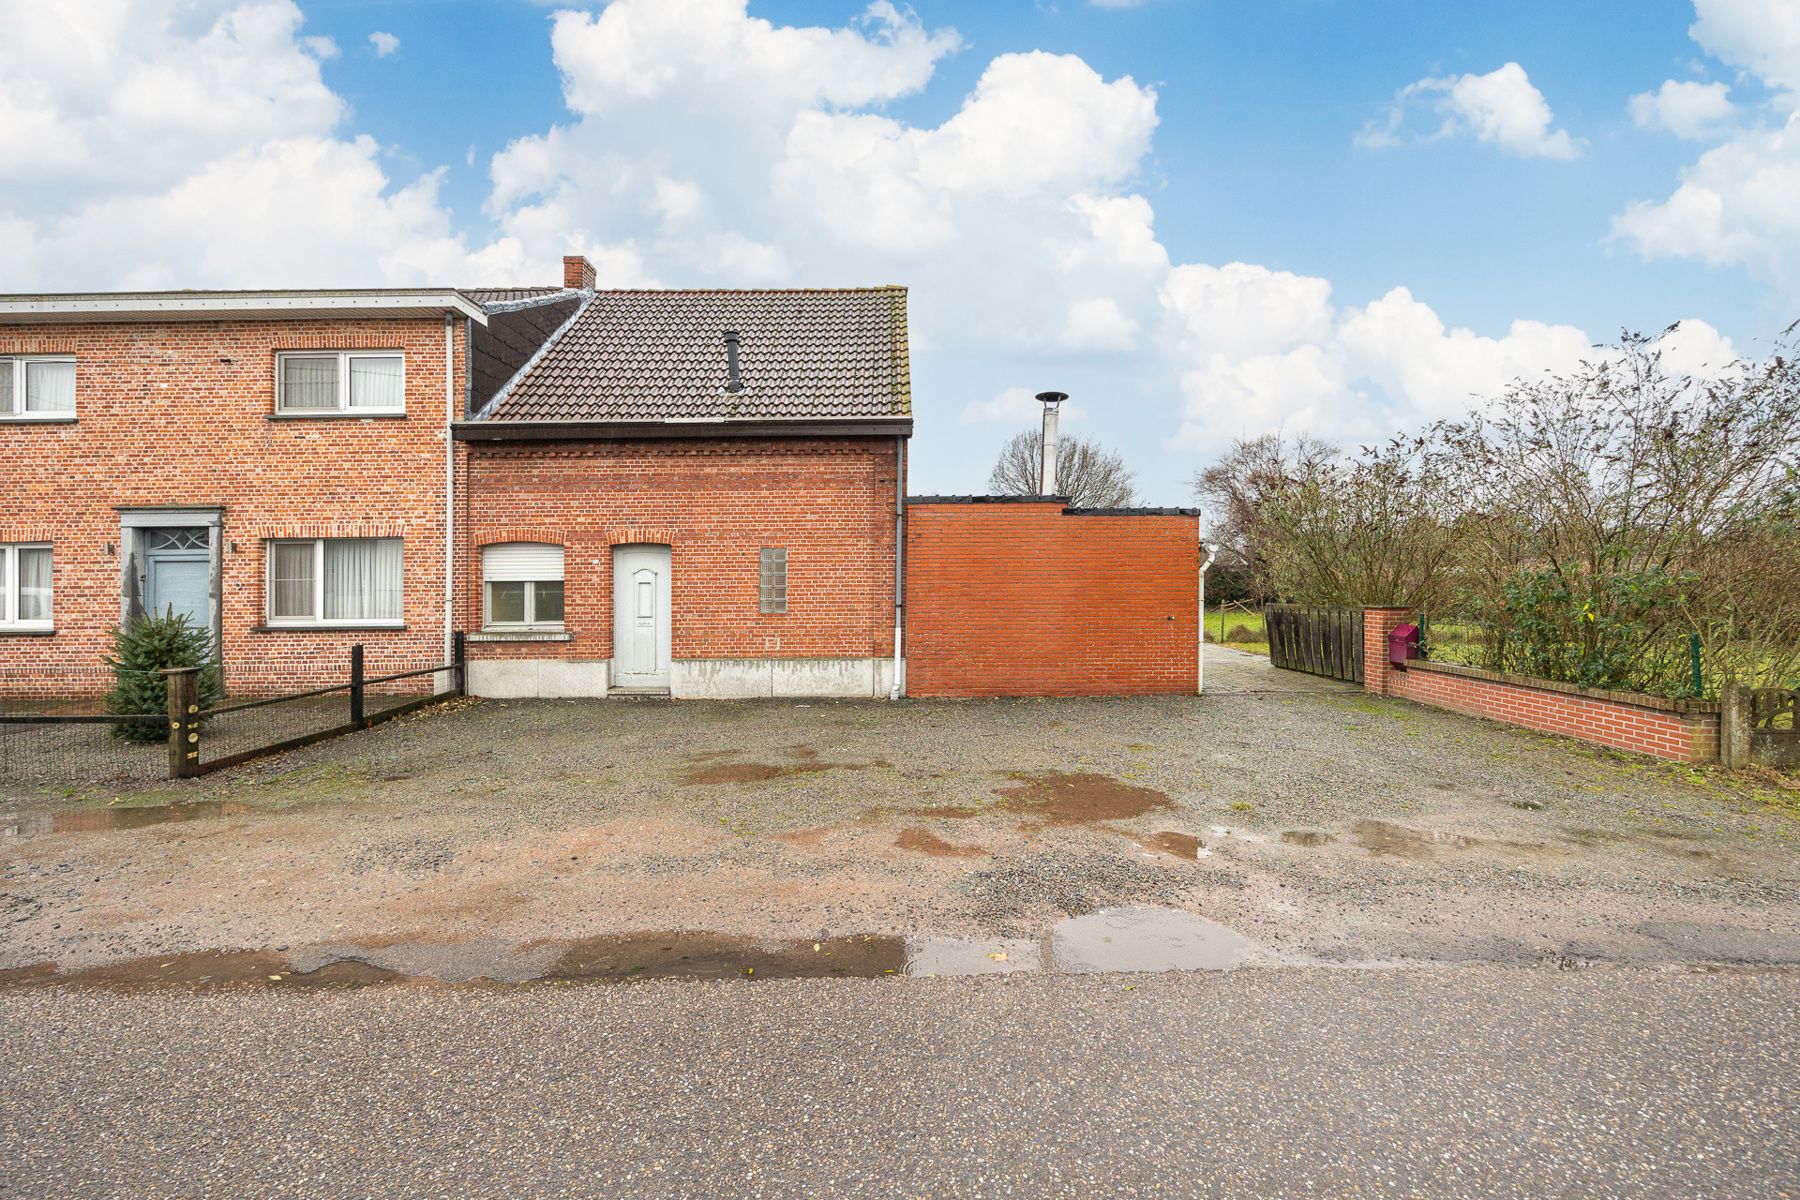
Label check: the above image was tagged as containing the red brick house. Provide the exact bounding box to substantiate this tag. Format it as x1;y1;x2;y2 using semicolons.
0;256;910;700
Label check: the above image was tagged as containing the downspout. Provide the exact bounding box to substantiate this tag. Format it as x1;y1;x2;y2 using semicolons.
443;316;456;667
1197;527;1214;696
890;435;906;700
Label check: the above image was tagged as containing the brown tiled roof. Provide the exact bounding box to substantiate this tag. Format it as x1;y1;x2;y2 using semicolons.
462;287;567;306
481;287;910;422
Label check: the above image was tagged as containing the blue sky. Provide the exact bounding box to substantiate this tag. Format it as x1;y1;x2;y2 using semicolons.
6;0;1797;503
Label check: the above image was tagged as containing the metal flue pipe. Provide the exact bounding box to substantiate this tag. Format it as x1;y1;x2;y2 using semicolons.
1036;391;1067;495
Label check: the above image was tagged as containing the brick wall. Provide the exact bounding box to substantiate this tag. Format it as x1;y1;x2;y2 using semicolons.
903;499;1199;698
0;317;461;696
1360;609;1719;762
455;437;901;664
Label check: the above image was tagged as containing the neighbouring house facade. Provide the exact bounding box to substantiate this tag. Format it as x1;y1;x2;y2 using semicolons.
0;256;911;700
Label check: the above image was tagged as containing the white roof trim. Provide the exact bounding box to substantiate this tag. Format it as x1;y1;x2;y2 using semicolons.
0;291;489;324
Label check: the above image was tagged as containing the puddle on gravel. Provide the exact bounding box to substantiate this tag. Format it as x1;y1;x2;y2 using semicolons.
679;745;888;786
1143;831;1205;859
991;772;1174;825
2;801;251;838
894;827;986;858
0;906;1256;990
1350;820;1558;862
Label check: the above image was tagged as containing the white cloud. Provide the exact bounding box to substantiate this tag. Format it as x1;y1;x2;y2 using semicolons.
960;386;1087;425
1628;79;1734;139
1614;1;1800;302
1360;62;1583;160
369;31;400;58
1689;0;1800;93
0;0;487;290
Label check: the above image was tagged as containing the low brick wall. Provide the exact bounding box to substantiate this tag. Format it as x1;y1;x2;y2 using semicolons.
1360;610;1718;762
903;497;1200;698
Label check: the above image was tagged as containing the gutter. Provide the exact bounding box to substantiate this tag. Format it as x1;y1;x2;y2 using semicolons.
444;317;457;667
1198;532;1215;697
891;435;907;700
454;417;915;442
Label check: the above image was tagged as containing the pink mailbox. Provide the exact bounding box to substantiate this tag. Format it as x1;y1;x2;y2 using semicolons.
1388;623;1420;667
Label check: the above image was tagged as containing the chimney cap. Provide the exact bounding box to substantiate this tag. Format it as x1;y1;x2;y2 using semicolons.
1035;390;1068;406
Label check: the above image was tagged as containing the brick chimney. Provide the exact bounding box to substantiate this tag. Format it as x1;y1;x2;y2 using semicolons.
562;255;597;291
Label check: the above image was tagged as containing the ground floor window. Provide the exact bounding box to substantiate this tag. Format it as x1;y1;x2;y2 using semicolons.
759;547;788;614
0;543;52;629
483;543;565;629
266;538;402;626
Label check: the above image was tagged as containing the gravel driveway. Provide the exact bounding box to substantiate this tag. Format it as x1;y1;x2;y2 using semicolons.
3;648;1796;981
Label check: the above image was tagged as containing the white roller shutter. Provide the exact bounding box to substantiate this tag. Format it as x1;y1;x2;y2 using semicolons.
483;543;564;582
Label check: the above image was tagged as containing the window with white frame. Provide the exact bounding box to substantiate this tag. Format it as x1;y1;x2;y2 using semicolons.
0;356;76;419
483;543;565;629
275;351;405;415
265;538;403;626
0;544;53;629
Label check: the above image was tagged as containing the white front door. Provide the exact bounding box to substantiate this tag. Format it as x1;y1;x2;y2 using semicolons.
612;544;672;689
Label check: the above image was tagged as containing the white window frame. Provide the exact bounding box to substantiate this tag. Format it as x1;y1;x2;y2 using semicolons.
263;537;404;628
0;543;53;630
274;350;406;416
0;355;77;420
482;543;566;631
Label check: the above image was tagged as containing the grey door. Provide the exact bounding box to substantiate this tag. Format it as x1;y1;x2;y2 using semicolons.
143;527;211;631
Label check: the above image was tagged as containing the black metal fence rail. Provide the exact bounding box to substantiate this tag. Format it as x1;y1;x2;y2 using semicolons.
1264;604;1365;684
3;637;466;792
190;638;466;776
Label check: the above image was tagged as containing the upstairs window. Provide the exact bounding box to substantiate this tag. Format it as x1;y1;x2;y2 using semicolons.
759;548;787;614
266;538;403;626
0;357;76;419
483;543;565;629
275;351;405;415
0;544;53;630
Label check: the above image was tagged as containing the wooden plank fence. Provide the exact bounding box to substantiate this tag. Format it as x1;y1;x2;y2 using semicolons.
1265;604;1364;684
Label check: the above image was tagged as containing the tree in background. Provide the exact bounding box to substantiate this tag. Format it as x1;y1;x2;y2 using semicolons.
989;430;1136;508
1192;433;1335;604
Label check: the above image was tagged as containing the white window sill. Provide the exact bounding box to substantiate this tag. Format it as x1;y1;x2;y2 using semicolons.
469;628;573;643
0;625;55;635
0;415;76;424
254;622;407;632
270;410;406;421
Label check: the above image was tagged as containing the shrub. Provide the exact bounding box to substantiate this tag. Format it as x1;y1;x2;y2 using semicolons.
1225;623;1259;644
103;611;224;743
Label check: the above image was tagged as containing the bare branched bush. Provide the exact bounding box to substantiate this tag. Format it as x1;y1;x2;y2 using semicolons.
989;430;1136;508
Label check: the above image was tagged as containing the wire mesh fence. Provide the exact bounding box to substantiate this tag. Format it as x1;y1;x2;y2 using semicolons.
2;639;464;794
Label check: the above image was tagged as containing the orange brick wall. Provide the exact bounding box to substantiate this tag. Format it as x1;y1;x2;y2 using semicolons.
904;500;1199;698
1360;610;1719;763
455;437;901;663
0;318;461;696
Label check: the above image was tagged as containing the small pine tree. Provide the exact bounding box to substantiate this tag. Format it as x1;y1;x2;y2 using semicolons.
104;610;224;743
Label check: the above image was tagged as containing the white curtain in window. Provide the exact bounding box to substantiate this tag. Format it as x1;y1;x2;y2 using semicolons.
17;547;51;621
269;542;315;620
323;538;401;620
348;356;403;409
282;356;339;410
0;362;14;414
24;361;74;413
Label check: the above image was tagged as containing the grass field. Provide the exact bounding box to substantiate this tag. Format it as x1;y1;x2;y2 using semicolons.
1206;604;1268;656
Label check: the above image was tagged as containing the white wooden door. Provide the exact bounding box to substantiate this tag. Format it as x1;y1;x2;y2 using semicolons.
612;544;671;688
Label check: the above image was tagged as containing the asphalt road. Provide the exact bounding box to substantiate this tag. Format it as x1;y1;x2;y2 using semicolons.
3;965;1796;1199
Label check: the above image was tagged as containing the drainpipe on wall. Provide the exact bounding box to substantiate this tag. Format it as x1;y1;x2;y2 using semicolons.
443;316;456;669
890;434;906;700
1197;530;1215;696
